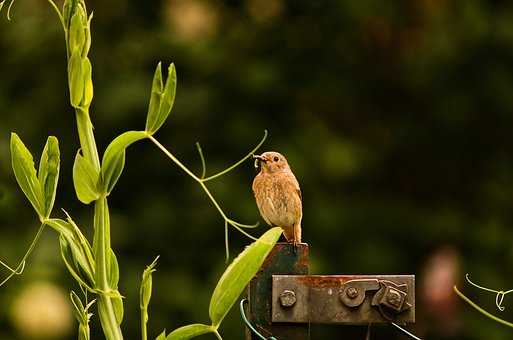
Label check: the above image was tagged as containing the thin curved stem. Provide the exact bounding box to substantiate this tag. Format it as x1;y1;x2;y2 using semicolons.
226;221;258;241
46;0;66;32
0;221;45;287
196;142;206;179
466;273;502;294
466;273;513;311
149;135;200;181
0;258;19;273
213;329;223;340
239;299;276;340
454;285;513;328
224;221;229;262
149;135;259;243
228;219;259;229
390;322;422;340
1;0;15;20
201;130;267;183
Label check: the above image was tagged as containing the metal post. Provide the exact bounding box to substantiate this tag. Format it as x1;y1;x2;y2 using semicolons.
246;242;310;340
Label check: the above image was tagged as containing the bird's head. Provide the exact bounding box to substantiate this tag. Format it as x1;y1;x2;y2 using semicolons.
253;151;290;173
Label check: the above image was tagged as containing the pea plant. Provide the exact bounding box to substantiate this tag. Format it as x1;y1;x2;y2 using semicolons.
0;0;282;339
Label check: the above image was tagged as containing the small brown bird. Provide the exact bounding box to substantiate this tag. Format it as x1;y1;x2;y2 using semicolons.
252;151;302;245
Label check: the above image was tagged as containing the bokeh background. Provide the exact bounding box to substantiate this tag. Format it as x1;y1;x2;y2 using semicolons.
1;0;513;339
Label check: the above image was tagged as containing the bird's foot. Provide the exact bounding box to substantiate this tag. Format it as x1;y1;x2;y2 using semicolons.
292;240;298;255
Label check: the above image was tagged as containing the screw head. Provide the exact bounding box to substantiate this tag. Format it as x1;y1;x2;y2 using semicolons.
279;290;296;307
346;287;359;299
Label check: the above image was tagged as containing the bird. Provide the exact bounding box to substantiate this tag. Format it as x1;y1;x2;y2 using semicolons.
252;151;302;246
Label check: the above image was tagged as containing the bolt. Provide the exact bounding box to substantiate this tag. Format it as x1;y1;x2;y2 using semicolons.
386;288;403;308
279;290;296;307
346;287;359;299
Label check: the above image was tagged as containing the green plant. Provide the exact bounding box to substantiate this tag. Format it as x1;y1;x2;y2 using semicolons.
454;274;513;329
0;0;280;339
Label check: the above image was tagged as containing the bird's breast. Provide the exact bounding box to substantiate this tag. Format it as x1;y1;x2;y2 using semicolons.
253;172;301;228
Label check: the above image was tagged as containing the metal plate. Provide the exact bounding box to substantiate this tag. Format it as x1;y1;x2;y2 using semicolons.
272;275;415;324
246;243;310;340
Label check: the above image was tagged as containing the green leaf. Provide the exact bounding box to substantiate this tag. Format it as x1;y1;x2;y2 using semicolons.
166;324;213;340
108;249;119;289
70;291;87;324
48;218;95;287
145;63;176;134
140;256;159;310
10;133;44;218
81;57;93;107
73;149;100;204
38;136;60;218
59;234;94;290
83;12;93;56
209;227;282;327
145;62;163;133
108;249;123;325
100;130;147;194
46;218;75;238
155;331;167;340
112;293;124;325
69;7;85;53
78;323;90;340
68;51;84;108
71;291;93;340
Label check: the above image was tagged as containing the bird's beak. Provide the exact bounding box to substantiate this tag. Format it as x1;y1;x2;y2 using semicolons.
253;154;267;163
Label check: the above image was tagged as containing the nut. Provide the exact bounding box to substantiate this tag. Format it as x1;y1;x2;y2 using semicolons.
279;290;296;307
386;288;403;308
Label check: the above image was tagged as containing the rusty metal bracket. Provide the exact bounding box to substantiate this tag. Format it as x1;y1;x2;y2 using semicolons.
272;275;415;325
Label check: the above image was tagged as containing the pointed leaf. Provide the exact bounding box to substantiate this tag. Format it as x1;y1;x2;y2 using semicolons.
59;235;94;290
156;330;167;340
38;136;60;218
69;7;85;53
10;133;44;218
146;63;176;134
145;62;163;133
112;293;124;325
70;291;87;324
46;218;75;239
81;57;93;107
209;227;282;326
73;150;100;204
68;51;84;107
100;130;147;194
107;249;123;325
108;249;119;289
140;256;158;310
48;218;95;286
166;324;213;340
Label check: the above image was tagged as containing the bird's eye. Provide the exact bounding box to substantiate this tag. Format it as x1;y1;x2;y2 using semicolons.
273;156;279;162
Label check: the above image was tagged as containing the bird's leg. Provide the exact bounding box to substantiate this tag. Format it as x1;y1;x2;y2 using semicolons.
292;223;300;255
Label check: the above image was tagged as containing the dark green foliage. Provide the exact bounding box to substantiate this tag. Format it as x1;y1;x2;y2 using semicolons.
3;1;513;339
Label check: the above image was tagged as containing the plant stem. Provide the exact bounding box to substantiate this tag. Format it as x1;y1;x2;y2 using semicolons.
213;329;223;340
76;108;101;171
0;221;45;286
141;307;148;340
94;196;123;340
148;135;200;181
454;285;513;328
201;129;267;183
148;135;257;242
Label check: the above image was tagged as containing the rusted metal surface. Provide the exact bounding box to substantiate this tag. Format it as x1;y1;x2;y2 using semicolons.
246;243;310;340
272;275;415;325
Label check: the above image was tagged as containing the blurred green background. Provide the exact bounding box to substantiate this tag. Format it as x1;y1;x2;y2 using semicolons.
2;0;513;339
